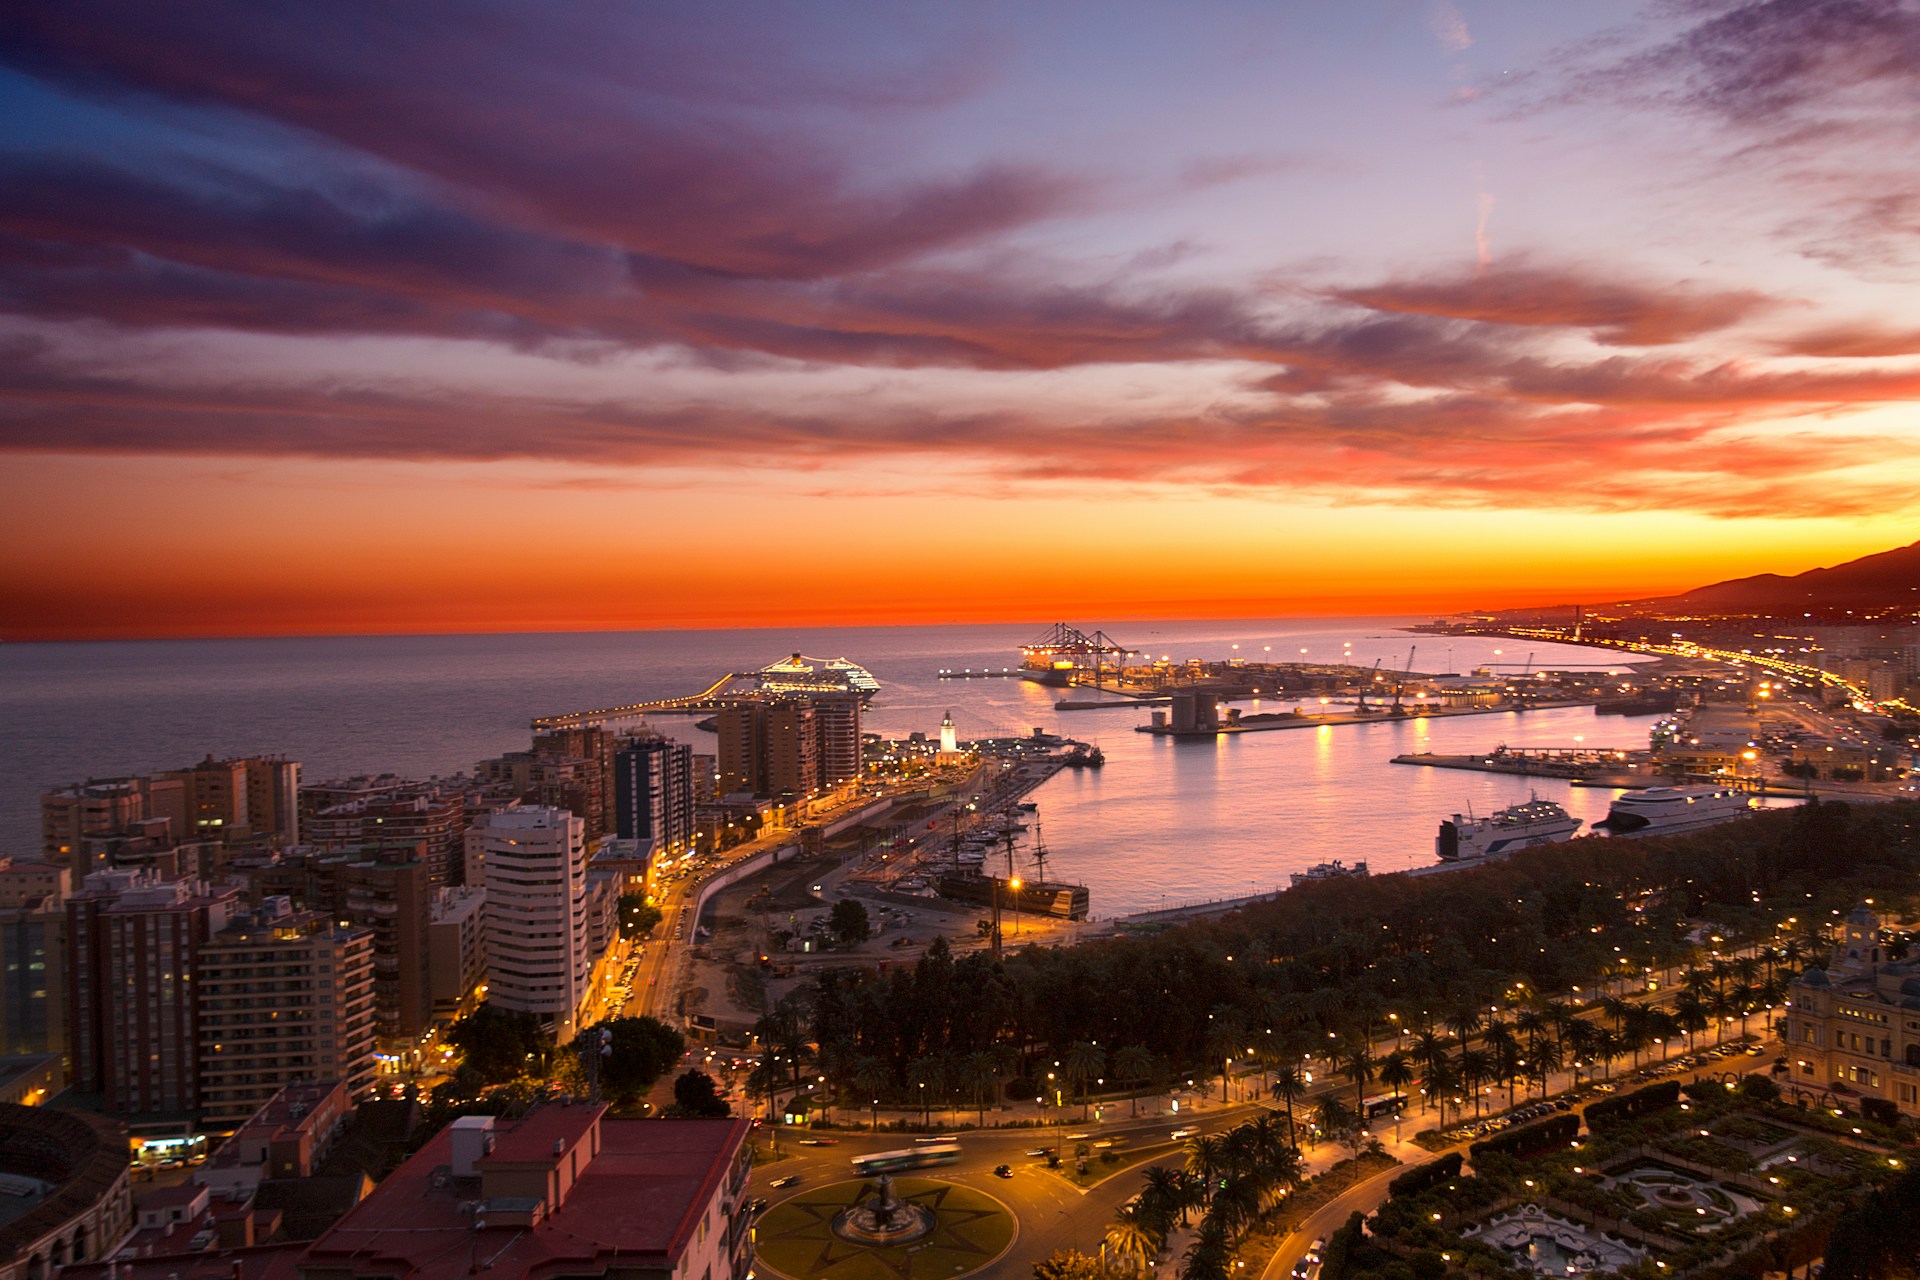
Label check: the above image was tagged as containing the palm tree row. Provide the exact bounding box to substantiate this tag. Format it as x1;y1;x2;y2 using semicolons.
1106;1112;1306;1280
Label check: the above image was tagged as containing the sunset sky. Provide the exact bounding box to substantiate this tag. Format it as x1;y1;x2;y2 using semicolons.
3;2;1918;640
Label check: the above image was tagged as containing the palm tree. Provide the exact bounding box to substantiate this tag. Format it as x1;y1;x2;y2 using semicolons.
1514;1006;1548;1067
961;1051;999;1126
1184;1134;1226;1189
1527;1036;1562;1099
1562;1018;1598;1088
1112;1044;1156;1117
1708;987;1736;1044
1732;982;1760;1039
1486;1031;1523;1109
1204;1010;1246;1103
1618;1003;1652;1068
1063;1040;1105;1121
1268;1064;1304;1147
1377;1050;1414;1106
1592;1026;1623;1080
1106;1204;1161;1275
1424;1056;1460;1126
1141;1166;1187;1231
1179;1221;1232;1280
1456;1046;1493;1118
1673;993;1708;1051
906;1055;942;1126
1339;1038;1375;1115
1312;1095;1357;1148
1209;1174;1263;1237
852;1056;889;1132
1443;1005;1483;1047
1598;993;1631;1037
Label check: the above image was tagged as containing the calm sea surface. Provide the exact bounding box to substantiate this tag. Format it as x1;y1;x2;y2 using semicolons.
1;619;1691;915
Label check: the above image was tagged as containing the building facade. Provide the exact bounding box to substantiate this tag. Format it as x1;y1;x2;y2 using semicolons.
465;808;593;1041
1782;903;1920;1116
195;900;376;1131
613;734;696;854
65;870;239;1118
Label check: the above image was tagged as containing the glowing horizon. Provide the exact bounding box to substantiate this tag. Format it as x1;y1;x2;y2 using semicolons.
2;3;1916;641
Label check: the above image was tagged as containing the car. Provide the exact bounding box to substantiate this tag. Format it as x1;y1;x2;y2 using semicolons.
746;1197;767;1216
1291;1266;1310;1279
770;1175;801;1189
1170;1128;1195;1140
1066;1132;1093;1141
1308;1239;1325;1262
993;1164;1013;1178
1025;1148;1054;1158
913;1135;954;1145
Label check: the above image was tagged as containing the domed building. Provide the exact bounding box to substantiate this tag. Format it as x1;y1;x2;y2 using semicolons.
0;1103;131;1279
1782;902;1920;1117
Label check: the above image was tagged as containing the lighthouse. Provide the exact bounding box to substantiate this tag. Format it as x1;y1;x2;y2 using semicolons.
939;710;958;754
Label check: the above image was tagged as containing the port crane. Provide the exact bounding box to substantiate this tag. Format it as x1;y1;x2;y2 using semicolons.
1389;645;1417;715
1355;658;1383;712
1511;651;1536;709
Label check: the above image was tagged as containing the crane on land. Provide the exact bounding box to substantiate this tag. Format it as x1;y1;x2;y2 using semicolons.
1511;651;1537;709
1389;645;1418;715
1355;658;1383;713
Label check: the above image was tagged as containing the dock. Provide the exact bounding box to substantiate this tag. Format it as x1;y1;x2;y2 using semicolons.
1392;746;1648;783
1135;700;1596;737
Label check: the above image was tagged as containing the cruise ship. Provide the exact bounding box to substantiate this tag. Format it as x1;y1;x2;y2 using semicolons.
1593;785;1754;836
755;654;881;702
1436;797;1582;862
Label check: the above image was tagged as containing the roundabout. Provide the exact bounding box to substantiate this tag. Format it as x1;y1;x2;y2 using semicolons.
755;1177;1017;1280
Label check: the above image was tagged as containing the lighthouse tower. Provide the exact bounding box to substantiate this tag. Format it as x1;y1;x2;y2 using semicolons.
939;711;958;755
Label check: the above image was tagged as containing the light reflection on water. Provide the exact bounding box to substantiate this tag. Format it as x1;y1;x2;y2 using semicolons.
1;617;1769;916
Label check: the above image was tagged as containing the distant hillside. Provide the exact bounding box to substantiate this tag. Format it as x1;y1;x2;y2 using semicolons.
1616;538;1920;614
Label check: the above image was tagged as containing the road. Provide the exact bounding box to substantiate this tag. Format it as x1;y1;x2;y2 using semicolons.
747;1107;1262;1279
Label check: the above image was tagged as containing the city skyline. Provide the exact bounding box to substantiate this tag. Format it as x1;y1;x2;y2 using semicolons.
3;2;1919;640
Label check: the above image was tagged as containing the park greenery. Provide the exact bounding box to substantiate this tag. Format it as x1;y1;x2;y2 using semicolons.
791;801;1918;1122
432;1007;684;1117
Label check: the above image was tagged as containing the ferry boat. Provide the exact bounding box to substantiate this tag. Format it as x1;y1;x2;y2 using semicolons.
1436;797;1582;862
1289;859;1369;887
1593;785;1754;836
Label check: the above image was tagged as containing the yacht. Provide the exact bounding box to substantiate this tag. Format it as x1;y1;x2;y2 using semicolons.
1593;785;1754;836
1436;796;1582;862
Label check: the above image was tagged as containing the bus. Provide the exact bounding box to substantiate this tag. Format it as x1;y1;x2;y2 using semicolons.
1362;1094;1407;1121
851;1143;962;1175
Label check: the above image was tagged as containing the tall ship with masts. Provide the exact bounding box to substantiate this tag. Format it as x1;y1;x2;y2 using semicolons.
937;816;1089;919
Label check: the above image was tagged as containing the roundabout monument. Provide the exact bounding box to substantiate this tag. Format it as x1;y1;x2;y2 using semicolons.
755;1176;1017;1280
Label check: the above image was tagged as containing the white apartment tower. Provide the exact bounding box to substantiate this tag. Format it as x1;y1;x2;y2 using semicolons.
464;807;592;1042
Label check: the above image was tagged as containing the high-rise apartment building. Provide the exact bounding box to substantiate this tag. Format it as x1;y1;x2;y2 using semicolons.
0;864;67;1058
765;699;818;797
613;734;696;855
715;696;856;799
65;869;240;1118
42;757;300;878
465;808;594;1041
195;899;376;1131
241;845;434;1041
428;886;487;1021
301;777;467;887
810;692;864;787
715;703;768;797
